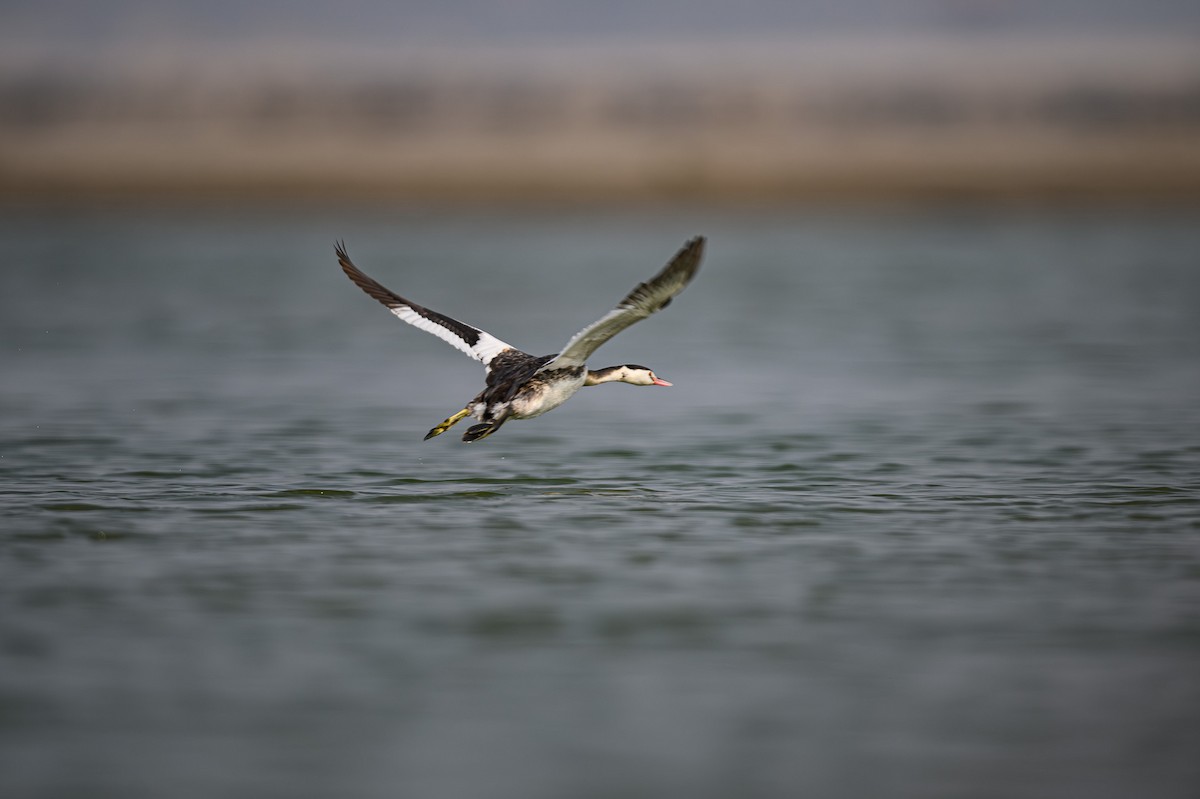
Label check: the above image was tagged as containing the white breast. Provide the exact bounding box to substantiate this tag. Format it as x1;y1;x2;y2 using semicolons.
510;373;586;419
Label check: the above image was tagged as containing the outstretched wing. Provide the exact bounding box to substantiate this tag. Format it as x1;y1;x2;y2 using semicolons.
336;241;514;366
538;236;705;371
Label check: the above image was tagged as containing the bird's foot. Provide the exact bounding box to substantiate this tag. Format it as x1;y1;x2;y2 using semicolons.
425;408;471;440
462;422;501;443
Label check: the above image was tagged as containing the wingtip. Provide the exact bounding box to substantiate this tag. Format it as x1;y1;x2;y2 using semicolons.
676;235;706;265
671;235;706;277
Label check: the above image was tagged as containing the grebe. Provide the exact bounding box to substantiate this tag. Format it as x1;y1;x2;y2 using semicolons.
337;236;704;442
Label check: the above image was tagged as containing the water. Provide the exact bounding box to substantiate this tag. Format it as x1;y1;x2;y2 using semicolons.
2;207;1199;798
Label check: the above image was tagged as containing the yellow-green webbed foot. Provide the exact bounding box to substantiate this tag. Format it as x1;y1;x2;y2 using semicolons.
424;408;471;440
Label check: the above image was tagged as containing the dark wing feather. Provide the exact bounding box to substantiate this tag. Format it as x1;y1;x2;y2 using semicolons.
336;241;514;366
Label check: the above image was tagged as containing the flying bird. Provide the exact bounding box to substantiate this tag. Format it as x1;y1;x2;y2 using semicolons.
336;236;705;442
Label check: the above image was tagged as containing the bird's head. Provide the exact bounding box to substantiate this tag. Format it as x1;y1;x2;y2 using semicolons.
587;364;672;387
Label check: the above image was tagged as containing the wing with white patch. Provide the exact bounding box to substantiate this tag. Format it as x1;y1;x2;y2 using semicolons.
538;236;705;371
336;241;514;366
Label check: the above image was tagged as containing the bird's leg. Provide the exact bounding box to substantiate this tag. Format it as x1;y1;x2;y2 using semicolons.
462;414;509;443
424;407;471;440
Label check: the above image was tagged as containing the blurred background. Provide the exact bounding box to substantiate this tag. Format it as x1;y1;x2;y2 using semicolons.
2;0;1200;205
3;5;1200;799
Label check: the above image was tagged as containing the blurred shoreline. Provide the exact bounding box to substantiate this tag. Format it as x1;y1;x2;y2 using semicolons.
3;36;1199;207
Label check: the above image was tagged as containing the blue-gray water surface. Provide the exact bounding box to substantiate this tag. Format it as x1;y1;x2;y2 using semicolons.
2;207;1198;799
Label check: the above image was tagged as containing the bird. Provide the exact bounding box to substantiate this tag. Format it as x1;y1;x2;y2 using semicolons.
336;236;705;442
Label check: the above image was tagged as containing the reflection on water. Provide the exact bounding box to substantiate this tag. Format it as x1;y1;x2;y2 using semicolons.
1;208;1199;799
